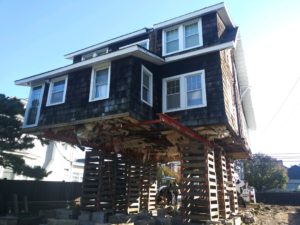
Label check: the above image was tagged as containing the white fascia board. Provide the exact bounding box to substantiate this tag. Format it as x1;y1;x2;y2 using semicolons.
64;28;148;59
15;46;164;86
153;2;233;29
165;41;235;63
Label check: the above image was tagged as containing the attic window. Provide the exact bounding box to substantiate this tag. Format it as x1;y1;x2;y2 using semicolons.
162;19;203;56
89;64;111;102
141;65;153;106
81;48;108;61
46;76;68;106
163;70;206;112
119;39;149;50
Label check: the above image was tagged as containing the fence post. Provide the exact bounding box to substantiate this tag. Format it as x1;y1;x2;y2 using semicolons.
13;194;19;214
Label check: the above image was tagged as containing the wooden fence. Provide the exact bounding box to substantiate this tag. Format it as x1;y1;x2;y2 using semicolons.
256;192;300;206
0;180;82;214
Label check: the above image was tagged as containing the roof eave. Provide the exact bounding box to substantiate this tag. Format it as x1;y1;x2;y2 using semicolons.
15;46;164;86
153;2;235;29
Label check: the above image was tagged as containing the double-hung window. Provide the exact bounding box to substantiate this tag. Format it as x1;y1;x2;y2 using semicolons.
89;64;111;101
46;76;68;106
141;65;153;106
163;19;203;56
24;84;45;127
163;70;206;112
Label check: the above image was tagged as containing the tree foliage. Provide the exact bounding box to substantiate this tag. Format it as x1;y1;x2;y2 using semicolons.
244;154;288;192
0;94;49;180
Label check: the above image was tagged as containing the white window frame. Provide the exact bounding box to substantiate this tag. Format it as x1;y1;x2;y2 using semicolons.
119;39;150;50
89;63;111;102
162;70;206;112
23;83;45;128
46;75;68;106
140;65;153;106
162;18;203;56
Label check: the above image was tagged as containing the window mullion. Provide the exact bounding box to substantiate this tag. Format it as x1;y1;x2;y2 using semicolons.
179;25;184;51
180;76;185;109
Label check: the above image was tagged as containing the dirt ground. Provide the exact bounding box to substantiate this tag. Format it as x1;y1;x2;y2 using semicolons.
239;203;300;225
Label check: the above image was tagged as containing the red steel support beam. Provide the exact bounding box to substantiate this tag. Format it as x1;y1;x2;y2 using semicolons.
138;113;213;147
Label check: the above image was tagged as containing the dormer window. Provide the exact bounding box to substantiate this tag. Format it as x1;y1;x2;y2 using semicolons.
163;19;203;56
119;39;150;50
46;76;68;106
81;48;108;61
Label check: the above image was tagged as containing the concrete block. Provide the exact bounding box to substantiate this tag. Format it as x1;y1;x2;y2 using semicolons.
233;216;241;225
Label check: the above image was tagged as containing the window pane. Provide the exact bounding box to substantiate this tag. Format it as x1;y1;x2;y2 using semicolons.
166;40;179;53
186;74;202;106
139;41;148;49
95;69;108;84
185;23;199;48
166;29;178;42
167;79;180;94
26;86;42;125
143;72;150;88
51;91;63;104
167;93;180;110
52;80;65;93
187;91;202;106
166;29;179;53
185;35;199;48
185;23;198;36
166;79;180;110
95;84;108;98
142;87;150;102
187;75;201;91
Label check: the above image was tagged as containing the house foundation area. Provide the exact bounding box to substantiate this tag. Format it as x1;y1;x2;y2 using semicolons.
14;3;255;225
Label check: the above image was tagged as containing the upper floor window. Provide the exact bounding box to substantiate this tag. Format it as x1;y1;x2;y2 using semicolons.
46;76;68;106
162;70;206;112
119;39;150;50
162;19;203;56
81;48;108;61
24;84;45;127
89;64;111;102
141;65;153;106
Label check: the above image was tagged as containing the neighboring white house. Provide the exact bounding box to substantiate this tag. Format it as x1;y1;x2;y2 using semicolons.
0;140;85;182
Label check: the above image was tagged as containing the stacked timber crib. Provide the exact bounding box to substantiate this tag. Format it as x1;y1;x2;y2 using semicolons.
81;150;157;214
81;145;239;223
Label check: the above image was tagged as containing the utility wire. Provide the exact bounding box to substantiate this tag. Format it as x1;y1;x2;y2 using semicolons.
260;77;300;135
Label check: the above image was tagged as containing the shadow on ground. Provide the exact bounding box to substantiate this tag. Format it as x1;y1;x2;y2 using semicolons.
288;208;300;225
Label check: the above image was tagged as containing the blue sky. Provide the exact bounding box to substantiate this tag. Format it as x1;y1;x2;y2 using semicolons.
1;0;300;165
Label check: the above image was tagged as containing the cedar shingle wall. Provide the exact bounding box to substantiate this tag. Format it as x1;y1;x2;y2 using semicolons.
39;58;134;126
161;52;226;127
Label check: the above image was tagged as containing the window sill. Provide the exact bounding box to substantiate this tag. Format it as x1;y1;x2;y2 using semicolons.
89;96;109;102
163;44;203;57
163;103;207;113
46;101;65;107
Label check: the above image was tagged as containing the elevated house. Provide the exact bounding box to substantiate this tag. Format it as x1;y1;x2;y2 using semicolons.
15;3;255;222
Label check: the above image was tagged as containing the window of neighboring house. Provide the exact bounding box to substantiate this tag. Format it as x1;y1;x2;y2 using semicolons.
46;76;68;106
163;70;206;112
141;65;153;106
89;64;111;101
24;84;45;127
163;19;203;56
81;48;108;61
119;39;150;50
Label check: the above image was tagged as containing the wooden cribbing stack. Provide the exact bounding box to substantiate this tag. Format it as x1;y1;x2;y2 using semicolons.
180;142;219;222
214;150;231;219
226;157;239;214
81;150;157;214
